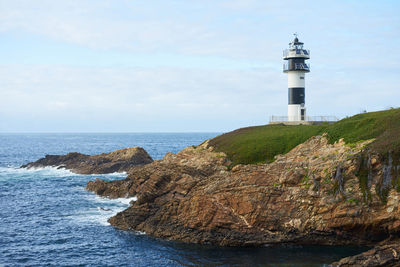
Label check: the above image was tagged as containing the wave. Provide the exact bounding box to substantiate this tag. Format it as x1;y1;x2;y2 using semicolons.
1;165;135;228
87;194;138;205
70;194;138;226
0;166;76;176
116;196;138;205
135;230;146;235
70;207;117;226
0;166;127;182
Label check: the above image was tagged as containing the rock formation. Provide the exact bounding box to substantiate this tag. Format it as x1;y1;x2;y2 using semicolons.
332;239;400;267
21;147;153;174
86;135;400;265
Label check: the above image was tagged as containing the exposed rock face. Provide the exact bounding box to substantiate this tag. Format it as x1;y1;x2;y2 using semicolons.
21;147;153;174
332;240;400;267
86;136;400;265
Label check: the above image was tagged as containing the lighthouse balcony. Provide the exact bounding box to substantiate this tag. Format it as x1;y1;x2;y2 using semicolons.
283;49;310;59
283;62;310;72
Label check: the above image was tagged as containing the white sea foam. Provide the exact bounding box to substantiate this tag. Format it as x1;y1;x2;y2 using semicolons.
0;166;127;181
71;208;119;226
71;194;138;226
0;166;75;176
2;165;135;228
117;196;138;205
134;231;146;235
101;171;127;177
88;194;137;205
0;166;78;182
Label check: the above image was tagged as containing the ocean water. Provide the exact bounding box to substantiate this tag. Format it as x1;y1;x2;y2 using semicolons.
0;133;367;267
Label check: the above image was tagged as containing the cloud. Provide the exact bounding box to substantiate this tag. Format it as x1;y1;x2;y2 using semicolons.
1;60;398;132
1;0;398;61
0;0;221;54
0;0;290;59
0;64;285;131
0;0;399;132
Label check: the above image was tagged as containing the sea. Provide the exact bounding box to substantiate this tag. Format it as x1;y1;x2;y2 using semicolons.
0;133;367;267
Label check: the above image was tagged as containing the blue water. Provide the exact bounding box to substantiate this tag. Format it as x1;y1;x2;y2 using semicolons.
0;133;367;266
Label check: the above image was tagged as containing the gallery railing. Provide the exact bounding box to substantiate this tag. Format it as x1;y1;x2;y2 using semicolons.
269;115;339;122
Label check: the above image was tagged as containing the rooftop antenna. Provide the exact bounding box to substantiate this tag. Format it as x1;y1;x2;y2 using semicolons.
293;32;298;38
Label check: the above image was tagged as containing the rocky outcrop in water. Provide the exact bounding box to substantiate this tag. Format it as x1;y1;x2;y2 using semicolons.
21;147;153;174
86;135;399;250
332;240;400;267
84;135;400;266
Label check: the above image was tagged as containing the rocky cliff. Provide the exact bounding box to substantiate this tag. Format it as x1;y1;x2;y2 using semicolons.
21;147;153;174
86;135;400;265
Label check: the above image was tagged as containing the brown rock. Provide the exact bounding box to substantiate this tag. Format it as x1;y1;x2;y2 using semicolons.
85;135;399;265
21;147;153;174
331;240;400;267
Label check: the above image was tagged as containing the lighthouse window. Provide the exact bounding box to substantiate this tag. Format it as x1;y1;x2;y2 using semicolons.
300;77;304;79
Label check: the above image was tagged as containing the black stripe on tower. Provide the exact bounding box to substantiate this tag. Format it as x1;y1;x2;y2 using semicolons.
288;87;305;104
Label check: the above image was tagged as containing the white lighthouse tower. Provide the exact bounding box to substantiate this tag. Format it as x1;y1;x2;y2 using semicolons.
283;34;310;121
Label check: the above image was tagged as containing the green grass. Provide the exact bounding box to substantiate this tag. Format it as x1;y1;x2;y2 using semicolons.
208;108;400;165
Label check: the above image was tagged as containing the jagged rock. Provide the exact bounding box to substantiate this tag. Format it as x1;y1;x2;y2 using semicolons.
21;147;153;174
331;240;400;267
85;136;400;265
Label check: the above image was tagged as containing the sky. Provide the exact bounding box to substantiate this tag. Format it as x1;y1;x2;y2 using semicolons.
0;0;399;132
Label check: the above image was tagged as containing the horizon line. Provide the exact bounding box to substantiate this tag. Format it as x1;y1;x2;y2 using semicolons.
0;131;223;134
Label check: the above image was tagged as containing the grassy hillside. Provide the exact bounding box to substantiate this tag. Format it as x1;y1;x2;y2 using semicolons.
208;108;400;165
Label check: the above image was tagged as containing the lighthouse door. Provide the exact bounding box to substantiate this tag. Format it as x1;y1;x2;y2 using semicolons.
301;109;305;121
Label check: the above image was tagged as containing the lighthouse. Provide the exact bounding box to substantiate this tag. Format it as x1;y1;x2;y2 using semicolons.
283;35;310;121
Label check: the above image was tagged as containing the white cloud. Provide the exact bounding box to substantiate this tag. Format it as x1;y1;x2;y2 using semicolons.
0;1;214;53
0;0;282;60
0;0;399;131
0;64;284;131
1;61;398;132
1;0;398;62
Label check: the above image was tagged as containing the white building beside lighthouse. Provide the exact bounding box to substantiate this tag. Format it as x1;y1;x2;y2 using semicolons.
283;35;310;122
